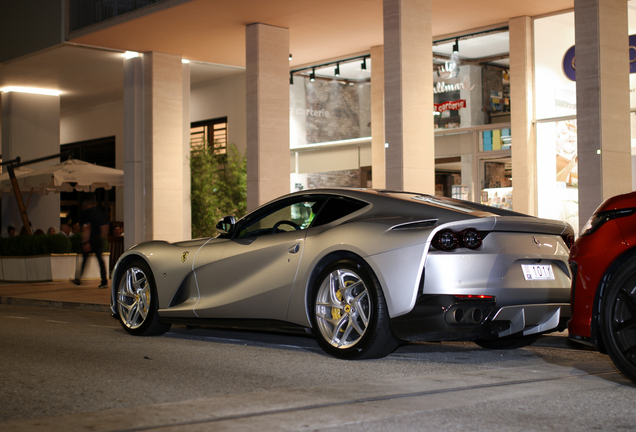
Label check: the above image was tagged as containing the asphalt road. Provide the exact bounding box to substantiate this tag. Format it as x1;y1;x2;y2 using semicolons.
1;304;635;431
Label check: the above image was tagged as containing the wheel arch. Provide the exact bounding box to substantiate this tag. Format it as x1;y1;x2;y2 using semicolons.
304;250;382;325
593;246;636;351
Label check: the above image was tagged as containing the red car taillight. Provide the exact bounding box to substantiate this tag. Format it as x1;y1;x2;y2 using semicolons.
561;233;574;249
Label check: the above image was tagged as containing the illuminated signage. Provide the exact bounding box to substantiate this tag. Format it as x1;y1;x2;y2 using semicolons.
563;34;636;81
434;99;467;112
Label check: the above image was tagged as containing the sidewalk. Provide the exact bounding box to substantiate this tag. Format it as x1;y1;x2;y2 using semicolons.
0;280;111;312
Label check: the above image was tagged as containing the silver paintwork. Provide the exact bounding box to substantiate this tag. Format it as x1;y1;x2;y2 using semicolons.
110;188;574;339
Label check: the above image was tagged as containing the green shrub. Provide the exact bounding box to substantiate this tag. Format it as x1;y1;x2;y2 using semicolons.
190;142;247;238
0;234;72;256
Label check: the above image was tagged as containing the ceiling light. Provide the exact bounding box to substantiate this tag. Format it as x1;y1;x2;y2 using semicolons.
182;59;190;64
1;86;62;96
289;53;293;61
452;39;459;54
361;58;367;70
310;68;315;82
335;63;340;77
123;51;139;59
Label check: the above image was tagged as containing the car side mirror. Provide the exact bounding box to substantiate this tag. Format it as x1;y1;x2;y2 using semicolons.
216;215;236;235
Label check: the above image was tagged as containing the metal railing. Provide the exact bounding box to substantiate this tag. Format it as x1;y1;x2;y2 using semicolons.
70;0;164;31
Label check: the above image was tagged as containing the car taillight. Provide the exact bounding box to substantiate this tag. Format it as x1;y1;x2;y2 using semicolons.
462;229;482;249
435;230;458;250
432;228;484;251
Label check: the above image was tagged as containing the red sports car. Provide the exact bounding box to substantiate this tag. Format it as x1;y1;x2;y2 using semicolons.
568;191;636;382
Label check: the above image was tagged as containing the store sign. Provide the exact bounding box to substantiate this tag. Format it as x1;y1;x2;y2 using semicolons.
436;61;459;79
434;99;466;112
563;34;636;81
433;77;476;94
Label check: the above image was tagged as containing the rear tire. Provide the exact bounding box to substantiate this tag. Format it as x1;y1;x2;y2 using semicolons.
600;260;636;383
310;258;399;360
115;259;170;336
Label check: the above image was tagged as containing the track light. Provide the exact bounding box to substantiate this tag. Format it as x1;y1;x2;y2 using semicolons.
335;63;340;77
452;38;459;54
310;68;315;82
289;53;292;61
361;58;367;70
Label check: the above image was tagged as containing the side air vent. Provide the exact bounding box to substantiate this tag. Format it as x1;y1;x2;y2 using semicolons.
390;219;438;231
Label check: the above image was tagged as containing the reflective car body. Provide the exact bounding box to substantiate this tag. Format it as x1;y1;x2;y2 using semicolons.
111;189;574;359
568;191;636;382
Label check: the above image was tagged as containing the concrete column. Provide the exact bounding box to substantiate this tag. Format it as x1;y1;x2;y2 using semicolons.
383;0;434;193
1;91;60;235
123;55;145;249
245;23;290;211
371;45;386;189
509;16;537;216
459;65;483;128
123;52;186;247
575;0;632;228
182;61;191;240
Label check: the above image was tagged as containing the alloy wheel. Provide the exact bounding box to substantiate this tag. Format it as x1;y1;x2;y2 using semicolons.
117;266;151;330
315;268;371;349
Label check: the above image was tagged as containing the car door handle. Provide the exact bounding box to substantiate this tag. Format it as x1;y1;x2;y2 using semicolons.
288;243;300;254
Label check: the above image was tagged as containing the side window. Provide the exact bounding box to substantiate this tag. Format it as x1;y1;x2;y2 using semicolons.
312;197;368;227
238;200;323;238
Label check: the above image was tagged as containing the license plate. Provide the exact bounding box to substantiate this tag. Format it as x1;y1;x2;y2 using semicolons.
521;264;555;281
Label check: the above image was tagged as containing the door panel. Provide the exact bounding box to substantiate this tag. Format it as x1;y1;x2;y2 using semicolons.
193;230;306;320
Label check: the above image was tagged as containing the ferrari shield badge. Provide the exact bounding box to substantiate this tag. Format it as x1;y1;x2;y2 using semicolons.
181;251;189;263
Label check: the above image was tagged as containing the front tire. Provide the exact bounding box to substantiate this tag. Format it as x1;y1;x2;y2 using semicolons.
115;259;170;336
600;260;636;383
310;259;398;360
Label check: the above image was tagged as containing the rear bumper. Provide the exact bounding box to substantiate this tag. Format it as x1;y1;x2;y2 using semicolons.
390;294;570;342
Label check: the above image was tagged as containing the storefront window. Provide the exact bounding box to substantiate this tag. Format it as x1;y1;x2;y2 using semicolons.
534;12;579;231
433;30;509;130
536;120;579;233
535;13;576;120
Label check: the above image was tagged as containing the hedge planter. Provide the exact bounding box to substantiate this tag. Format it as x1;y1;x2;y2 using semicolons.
0;253;110;282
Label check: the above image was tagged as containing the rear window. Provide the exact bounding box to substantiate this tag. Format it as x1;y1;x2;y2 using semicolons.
311;197;368;227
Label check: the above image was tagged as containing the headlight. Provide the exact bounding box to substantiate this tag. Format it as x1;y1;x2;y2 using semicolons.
580;208;636;237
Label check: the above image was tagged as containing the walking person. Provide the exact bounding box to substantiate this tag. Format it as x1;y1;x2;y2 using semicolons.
74;197;109;288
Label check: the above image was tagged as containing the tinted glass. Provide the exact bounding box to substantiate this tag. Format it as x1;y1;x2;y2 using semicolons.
312;197;368;227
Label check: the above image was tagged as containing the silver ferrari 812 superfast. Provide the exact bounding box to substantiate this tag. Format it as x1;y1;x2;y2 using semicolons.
111;189;574;359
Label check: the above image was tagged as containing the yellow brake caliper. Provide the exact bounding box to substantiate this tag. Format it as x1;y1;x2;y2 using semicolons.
331;281;354;332
331;290;343;320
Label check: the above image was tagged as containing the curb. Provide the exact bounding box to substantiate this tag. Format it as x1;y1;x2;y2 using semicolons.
0;296;111;313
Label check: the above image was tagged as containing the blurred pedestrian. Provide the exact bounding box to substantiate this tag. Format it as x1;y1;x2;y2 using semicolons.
74;198;109;288
47;227;56;235
7;225;15;237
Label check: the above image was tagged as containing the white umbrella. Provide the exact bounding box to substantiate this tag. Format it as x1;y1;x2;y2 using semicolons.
0;166;33;183
0;159;124;194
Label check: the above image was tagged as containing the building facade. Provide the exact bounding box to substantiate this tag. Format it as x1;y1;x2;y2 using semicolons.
0;0;633;247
